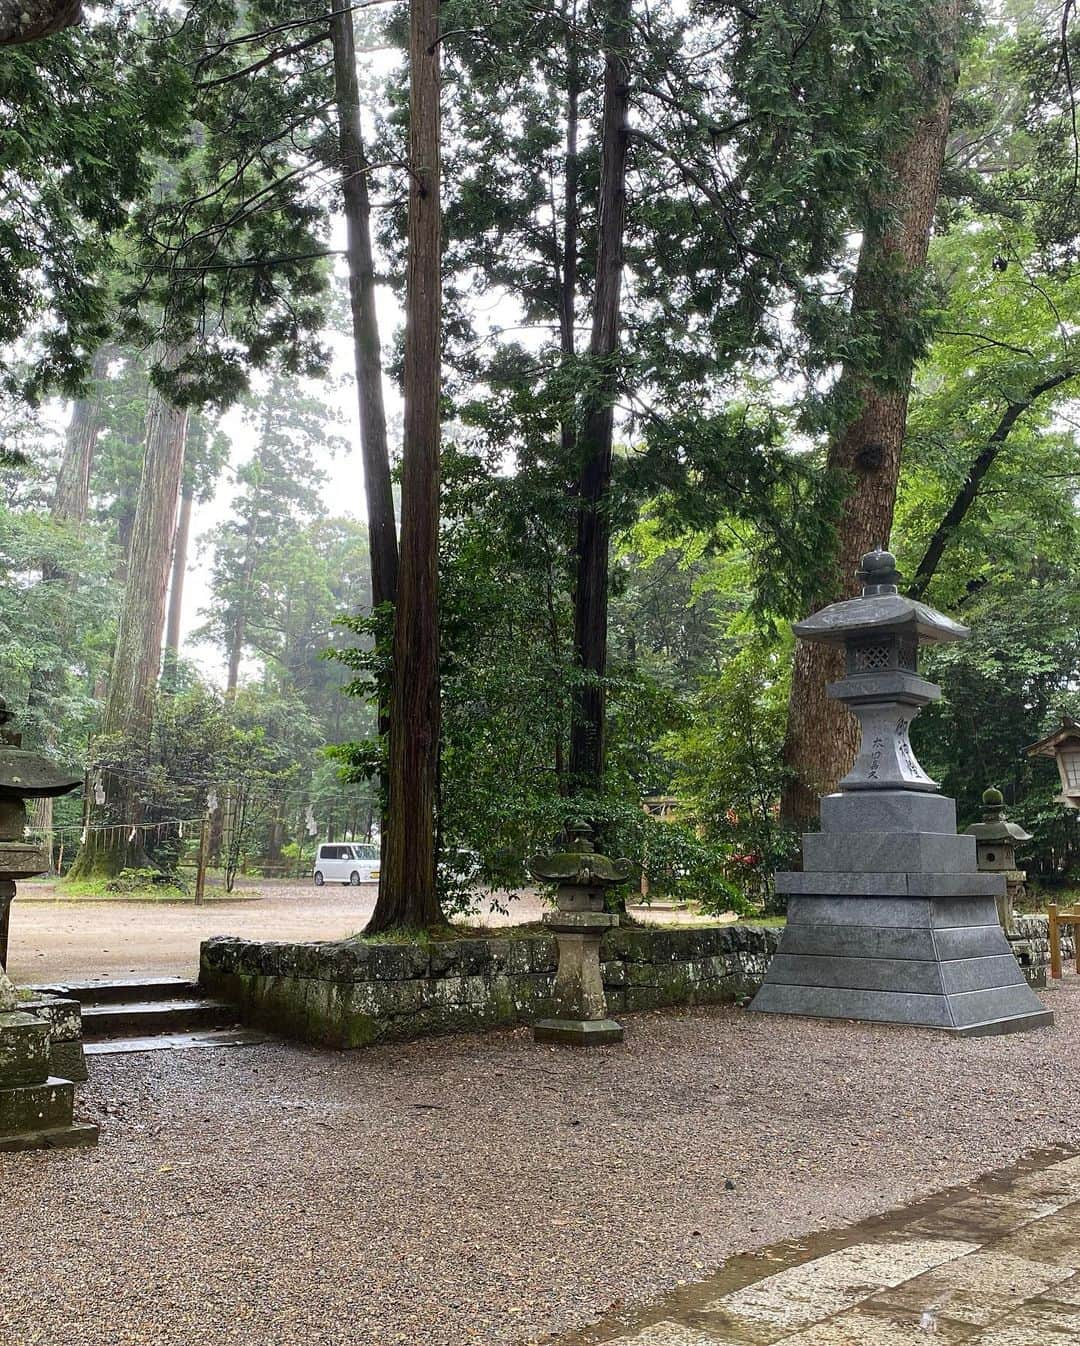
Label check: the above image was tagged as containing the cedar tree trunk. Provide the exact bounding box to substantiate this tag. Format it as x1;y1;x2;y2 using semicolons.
779;5;959;829
68;356;189;880
568;0;630;790
164;482;193;660
331;0;398;878
370;0;442;931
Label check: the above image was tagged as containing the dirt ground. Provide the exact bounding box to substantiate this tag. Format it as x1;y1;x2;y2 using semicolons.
5;877;714;986
2;980;1078;1346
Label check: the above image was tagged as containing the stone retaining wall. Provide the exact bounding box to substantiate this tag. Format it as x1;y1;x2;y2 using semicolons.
1010;913;1075;988
200;925;781;1049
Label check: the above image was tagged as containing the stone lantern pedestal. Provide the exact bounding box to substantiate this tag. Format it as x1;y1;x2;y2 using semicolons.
534;910;623;1045
751;550;1052;1036
530;823;630;1046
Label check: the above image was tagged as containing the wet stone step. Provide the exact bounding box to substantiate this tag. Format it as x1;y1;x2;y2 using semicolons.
80;998;237;1039
30;976;200;1006
84;1027;269;1056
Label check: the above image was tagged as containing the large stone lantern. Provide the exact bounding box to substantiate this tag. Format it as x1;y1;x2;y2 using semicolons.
529;822;631;1045
751;549;1052;1035
0;699;95;1151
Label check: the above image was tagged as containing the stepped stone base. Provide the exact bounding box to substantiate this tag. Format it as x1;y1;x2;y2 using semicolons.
0;1121;98;1153
752;791;1053;1036
533;1017;624;1046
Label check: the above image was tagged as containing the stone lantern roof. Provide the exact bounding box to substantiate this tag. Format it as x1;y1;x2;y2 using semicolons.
792;549;969;647
0;699;81;798
964;787;1033;846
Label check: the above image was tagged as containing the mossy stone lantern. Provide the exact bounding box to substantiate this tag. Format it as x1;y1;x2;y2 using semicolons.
528;822;632;1045
0;700;94;1151
964;787;1032;937
0;697;81;980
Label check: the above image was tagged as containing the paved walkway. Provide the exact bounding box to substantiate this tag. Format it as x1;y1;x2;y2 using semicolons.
559;1149;1080;1345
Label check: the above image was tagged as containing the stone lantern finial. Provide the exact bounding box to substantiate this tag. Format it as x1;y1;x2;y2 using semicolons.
856;547;902;596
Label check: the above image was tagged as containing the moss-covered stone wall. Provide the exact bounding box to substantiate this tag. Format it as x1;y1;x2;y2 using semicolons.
200;924;781;1050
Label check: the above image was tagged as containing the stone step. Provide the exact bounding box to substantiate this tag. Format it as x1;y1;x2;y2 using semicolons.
81;998;237;1039
30;976;199;1006
84;1027;269;1056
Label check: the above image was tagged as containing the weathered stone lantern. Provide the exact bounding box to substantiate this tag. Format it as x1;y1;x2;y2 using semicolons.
751;548;1052;1035
0;698;82;971
0;699;95;1151
963;787;1031;936
529;821;631;1045
1027;717;1080;808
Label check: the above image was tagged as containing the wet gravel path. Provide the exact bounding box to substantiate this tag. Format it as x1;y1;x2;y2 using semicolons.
3;980;1079;1346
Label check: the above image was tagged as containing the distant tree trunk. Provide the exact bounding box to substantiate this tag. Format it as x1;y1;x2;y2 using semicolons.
164;483;193;661
27;345;111;859
568;0;630;791
68;353;189;880
779;3;959;830
370;0;442;932
331;0;399;880
0;0;81;46
52;343;110;534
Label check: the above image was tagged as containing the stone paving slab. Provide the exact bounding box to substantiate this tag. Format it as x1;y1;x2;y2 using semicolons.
556;1150;1080;1346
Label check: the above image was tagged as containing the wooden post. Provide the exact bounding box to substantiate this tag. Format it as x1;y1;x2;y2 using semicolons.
195;814;209;907
1049;904;1062;981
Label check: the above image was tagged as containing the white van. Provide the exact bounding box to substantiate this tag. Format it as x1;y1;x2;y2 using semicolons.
313;842;380;886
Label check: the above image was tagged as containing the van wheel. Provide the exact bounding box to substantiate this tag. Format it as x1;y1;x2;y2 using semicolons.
314;872;325;887
349;871;361;886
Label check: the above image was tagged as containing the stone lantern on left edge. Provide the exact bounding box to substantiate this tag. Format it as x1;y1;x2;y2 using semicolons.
0;698;96;1152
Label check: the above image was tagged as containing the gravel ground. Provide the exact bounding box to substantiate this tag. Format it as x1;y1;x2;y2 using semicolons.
3;978;1079;1346
6;879;715;985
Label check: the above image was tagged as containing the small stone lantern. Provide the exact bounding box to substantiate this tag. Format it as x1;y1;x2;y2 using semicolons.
963;787;1031;936
528;821;632;1045
0;699;95;1151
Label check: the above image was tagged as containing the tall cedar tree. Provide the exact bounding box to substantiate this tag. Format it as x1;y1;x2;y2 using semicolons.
569;0;631;789
373;0;443;931
779;0;961;828
330;0;398;868
68;351;189;879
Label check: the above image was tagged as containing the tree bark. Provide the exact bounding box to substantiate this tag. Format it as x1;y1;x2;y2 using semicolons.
370;0;442;932
331;0;398;614
331;0;398;880
164;483;194;660
52;344;110;534
568;0;631;790
68;352;189;880
907;366;1079;600
0;0;80;45
27;344;111;860
779;5;959;830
